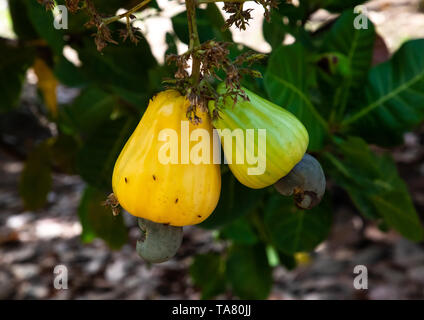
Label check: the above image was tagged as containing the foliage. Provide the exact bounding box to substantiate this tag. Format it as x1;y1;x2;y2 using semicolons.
2;0;424;299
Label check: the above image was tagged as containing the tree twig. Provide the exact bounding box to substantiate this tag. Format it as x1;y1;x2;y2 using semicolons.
102;0;152;25
185;0;201;85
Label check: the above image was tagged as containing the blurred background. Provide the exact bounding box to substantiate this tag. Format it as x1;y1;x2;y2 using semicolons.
1;0;424;299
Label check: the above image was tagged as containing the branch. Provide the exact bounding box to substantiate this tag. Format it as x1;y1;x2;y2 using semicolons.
102;0;152;25
185;0;201;85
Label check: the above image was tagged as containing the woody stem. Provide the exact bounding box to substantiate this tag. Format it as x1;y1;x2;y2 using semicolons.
102;0;152;25
185;0;201;85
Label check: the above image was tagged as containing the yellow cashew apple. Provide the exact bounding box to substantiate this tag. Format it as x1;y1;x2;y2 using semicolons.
112;90;221;226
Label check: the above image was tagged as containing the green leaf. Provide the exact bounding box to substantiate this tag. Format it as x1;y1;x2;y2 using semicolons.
74;37;157;94
59;87;117;135
323;139;386;219
220;217;259;245
262;2;311;49
146;65;175;98
165;32;178;58
53;56;87;87
342;39;424;146
203;3;232;42
226;244;272;299
200;169;265;229
324;136;424;241
190;253;227;299
172;5;232;45
262;10;286;49
324;10;375;84
19;141;52;210
322;10;375;121
371;191;423;242
78;186;128;249
77;117;137;191
109;85;149;111
8;0;39;40
264;195;332;255
25;0;65;54
49;134;80;174
264;43;328;151
0;40;35;112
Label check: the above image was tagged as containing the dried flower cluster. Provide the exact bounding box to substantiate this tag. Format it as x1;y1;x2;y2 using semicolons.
36;0;274;122
222;0;279;30
81;1;121;51
103;193;121;216
41;0;145;51
65;0;82;13
37;0;55;10
256;0;279;21
166;41;266;122
120;16;142;44
119;26;142;44
222;3;253;30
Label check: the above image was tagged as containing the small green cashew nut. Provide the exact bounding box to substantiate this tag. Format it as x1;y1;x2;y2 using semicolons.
136;218;183;263
274;154;326;209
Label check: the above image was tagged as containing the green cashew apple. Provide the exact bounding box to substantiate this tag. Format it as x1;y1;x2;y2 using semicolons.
210;84;309;189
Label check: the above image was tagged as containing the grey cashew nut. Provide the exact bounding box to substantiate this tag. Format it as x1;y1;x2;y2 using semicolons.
136;218;183;264
274;154;326;209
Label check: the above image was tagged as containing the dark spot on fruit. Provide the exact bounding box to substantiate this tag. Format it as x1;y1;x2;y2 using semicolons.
175;198;178;203
152;175;156;181
197;215;201;218
124;177;128;183
163;222;170;225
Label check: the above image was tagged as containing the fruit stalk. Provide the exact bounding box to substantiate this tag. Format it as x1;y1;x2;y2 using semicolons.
185;0;201;85
102;0;152;25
